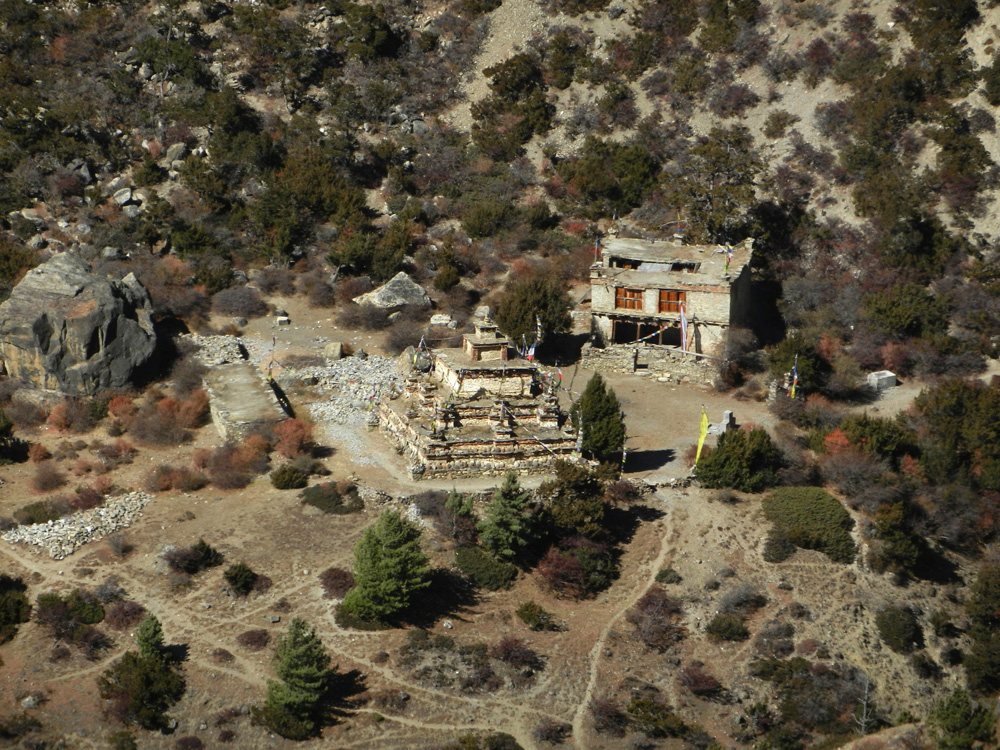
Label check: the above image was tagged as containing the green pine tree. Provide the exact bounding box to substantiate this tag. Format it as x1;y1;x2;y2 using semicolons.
930;689;996;750
136;614;165;661
494;275;571;352
478;473;538;561
571;374;626;464
340;512;430;622
260;618;336;739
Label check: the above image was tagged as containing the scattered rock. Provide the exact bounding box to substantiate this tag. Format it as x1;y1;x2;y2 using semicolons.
324;341;344;361
165;142;188;162
112;187;132;205
430;313;453;327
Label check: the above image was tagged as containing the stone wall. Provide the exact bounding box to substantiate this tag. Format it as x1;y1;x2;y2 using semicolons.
379;402;580;479
580;342;718;384
433;359;535;397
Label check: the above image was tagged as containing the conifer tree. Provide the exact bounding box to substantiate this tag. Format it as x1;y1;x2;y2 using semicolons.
136;614;165;660
571;374;626;464
340;512;430;622
478;473;538;561
260;617;336;739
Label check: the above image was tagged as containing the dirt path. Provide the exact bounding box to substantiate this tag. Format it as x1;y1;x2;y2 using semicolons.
570;493;675;746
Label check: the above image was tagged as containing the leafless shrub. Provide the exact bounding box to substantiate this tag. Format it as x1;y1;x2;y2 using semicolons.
107;533;133;558
534;718;572;744
257;267;297;296
3;399;47;428
31;462;66;494
212;648;235;663
94;575;126;603
590;698;627;737
105;601;148;630
488;636;542;670
236;629;270;651
337;303;391;330
720;585;767;615
319;568;355;599
212;287;268;318
626;586;684;651
679;661;722;697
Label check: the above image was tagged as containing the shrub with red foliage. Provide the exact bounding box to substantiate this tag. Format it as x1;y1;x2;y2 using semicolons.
107;396;137;420
46;399;95;433
679;661;722;696
28;444;51;463
70;487;104;511
127;402;193;447
144;465;207;493
206;439;270;489
177;390;210;429
823;429;851;455
273;418;313;459
319;568;355;598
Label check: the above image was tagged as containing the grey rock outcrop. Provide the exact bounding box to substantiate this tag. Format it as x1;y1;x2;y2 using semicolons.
0;253;157;395
354;272;431;309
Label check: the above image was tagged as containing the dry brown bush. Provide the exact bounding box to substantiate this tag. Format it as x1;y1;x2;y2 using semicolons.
235;629;270;651
31;463;66;494
319;568;355;598
105;601;147;630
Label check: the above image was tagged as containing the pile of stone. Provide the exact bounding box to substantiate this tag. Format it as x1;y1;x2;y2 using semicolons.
185;334;248;366
308;354;401;427
2;492;153;560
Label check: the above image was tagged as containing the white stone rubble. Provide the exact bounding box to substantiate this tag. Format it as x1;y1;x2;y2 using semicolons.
2;492;153;560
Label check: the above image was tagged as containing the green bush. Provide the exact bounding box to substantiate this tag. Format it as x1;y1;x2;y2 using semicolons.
694;427;783;493
0;575;31;644
14;500;62;526
455;546;517;591
164;539;223;575
626;698;691;739
875;606;922;654
655;568;682;584
299;482;363;514
270;464;308;490
224;563;258;596
762;487;856;564
515;601;559;631
66;589;104;624
705;613;749;642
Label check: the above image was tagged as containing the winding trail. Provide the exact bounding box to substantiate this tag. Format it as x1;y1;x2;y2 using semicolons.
570;493;677;746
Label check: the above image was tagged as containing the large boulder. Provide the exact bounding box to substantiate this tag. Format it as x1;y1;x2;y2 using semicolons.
0;253;157;395
354;272;431;309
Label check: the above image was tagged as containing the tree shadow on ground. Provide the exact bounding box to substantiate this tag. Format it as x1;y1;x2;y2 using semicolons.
324;669;368;722
912;545;962;584
542;333;590;366
401;568;479;628
626;448;675;473
606;503;665;546
164;642;189;664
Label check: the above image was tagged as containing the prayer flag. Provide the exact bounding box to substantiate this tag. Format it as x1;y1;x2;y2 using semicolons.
790;354;799;399
695;408;709;465
527;343;536;361
725;244;733;274
679;304;688;356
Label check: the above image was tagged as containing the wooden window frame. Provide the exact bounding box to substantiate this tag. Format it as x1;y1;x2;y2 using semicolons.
658;289;686;313
615;287;643;311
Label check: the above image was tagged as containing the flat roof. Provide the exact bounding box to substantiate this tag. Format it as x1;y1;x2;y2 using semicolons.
595;237;752;287
434;347;535;373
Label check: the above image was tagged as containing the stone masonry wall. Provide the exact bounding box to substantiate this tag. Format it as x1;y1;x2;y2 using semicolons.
580;342;717;384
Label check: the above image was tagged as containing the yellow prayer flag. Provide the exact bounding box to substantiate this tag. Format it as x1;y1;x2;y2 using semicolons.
695;408;709;465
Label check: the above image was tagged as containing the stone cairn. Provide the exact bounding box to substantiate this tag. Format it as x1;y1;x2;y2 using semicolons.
2;492;153;560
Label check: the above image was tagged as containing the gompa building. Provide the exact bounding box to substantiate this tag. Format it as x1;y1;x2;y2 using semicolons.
589;236;754;354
